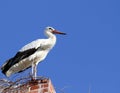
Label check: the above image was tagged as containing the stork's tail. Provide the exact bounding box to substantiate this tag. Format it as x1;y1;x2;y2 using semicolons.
1;59;13;77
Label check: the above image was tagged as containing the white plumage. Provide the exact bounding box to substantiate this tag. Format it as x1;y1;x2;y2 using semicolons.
20;39;48;52
1;26;66;79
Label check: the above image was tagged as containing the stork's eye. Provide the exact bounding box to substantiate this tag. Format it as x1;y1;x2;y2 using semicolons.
48;28;52;30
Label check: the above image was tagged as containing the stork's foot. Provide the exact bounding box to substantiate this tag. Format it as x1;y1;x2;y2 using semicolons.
31;77;36;81
31;75;37;81
29;74;36;81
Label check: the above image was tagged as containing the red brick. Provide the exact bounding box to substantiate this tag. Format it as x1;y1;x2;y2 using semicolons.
44;84;48;87
28;90;39;93
3;78;56;93
43;88;48;92
30;85;39;90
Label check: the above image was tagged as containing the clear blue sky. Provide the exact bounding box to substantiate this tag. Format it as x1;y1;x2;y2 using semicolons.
0;0;120;93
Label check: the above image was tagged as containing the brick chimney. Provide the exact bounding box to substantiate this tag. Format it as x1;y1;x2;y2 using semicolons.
2;78;56;93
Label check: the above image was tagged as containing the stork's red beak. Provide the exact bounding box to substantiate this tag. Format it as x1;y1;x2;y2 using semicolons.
52;30;66;35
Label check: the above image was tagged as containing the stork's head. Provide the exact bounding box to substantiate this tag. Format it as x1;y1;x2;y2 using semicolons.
45;26;66;35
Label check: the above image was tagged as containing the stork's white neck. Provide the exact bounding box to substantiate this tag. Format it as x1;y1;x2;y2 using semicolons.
45;30;56;44
45;30;55;38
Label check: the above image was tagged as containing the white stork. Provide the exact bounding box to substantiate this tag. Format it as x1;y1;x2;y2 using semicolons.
1;26;66;79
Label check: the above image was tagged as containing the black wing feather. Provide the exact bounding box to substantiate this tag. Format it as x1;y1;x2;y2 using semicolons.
1;48;37;75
